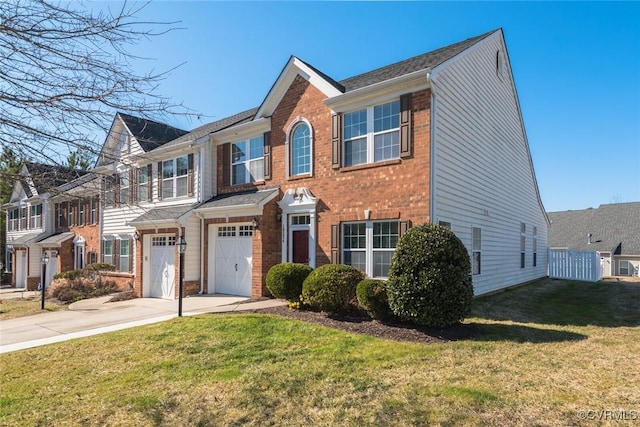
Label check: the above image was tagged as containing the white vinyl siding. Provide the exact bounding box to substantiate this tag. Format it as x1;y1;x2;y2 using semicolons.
431;32;549;295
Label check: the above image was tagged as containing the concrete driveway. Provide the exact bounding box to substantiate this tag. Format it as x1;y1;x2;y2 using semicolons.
0;291;285;354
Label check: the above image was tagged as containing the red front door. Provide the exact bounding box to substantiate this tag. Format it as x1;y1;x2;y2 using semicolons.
292;230;309;264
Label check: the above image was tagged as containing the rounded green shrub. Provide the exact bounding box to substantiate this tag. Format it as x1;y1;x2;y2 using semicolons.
266;263;313;301
301;264;365;313
356;279;393;320
387;223;474;327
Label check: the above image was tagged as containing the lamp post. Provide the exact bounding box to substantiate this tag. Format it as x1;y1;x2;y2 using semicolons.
177;236;187;317
41;251;49;310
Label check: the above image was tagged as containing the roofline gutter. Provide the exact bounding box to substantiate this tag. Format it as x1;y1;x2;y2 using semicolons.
324;69;430;112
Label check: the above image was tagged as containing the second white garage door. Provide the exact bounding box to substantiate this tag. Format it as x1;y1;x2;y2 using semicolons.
149;236;176;299
211;225;253;296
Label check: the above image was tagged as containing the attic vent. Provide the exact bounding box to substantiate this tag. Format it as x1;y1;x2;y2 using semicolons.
496;50;505;80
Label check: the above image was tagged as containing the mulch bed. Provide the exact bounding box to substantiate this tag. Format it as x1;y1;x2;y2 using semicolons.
236;304;479;344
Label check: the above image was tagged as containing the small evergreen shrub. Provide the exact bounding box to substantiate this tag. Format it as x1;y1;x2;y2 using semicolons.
84;263;117;273
266;263;313;301
356;279;394;320
301;264;364;313
387;223;474;327
53;269;83;281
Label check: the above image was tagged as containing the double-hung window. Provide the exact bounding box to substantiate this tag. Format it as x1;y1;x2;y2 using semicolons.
103;240;113;265
231;136;264;185
533;226;537;267
619;260;631;276
119;239;130;273
8;208;19;231
520;223;526;268
343;100;400;166
104;176;115;208
162;156;189;199
57;203;66;228
137;166;150;202
78;200;85;226
90;198;98;224
19;207;27;230
68;201;74;226
30;204;42;229
472;227;482;275
119;171;130;205
343;221;399;278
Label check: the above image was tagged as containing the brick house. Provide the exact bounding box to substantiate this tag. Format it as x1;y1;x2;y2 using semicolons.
191;28;549;298
3;163;90;290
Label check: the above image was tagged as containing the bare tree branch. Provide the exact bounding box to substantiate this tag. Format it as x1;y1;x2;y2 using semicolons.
0;0;193;167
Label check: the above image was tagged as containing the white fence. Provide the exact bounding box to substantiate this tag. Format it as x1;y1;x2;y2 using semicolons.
548;249;602;282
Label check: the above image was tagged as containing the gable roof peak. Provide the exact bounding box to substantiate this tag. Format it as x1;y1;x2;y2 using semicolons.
116;112;189;152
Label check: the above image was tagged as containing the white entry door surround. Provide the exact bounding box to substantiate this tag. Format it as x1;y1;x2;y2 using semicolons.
278;187;317;267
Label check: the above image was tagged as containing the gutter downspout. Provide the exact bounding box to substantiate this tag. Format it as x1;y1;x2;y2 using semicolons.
195;211;205;294
426;69;439;224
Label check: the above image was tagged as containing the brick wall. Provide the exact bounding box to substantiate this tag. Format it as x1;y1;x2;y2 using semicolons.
213;76;432;297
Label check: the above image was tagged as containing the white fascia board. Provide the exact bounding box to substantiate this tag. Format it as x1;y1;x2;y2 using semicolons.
256;57;343;118
195;190;279;219
212;117;271;145
137;143;200;163
195;204;263;219
324;70;429;113
92;163;116;174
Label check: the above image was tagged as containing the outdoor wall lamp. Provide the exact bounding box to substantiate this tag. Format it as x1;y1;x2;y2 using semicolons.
252;217;259;229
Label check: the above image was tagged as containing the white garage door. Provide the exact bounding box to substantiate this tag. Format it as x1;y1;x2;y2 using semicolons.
213;225;253;296
150;236;176;299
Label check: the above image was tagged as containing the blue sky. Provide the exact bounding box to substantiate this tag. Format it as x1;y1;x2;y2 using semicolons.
109;1;639;213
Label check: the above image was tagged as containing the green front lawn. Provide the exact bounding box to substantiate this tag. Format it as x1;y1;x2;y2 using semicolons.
1;279;639;426
0;296;66;320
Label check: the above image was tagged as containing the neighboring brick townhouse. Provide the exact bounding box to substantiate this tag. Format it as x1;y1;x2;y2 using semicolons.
3;163;93;290
5;28;548;299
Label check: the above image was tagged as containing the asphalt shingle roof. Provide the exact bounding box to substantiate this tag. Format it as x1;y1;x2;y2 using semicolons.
548;202;640;255
129;204;195;225
160;108;258;150
197;187;280;211
338;30;496;92
23;163;89;196
118;113;189;152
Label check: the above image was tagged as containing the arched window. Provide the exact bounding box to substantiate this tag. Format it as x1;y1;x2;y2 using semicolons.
291;122;311;175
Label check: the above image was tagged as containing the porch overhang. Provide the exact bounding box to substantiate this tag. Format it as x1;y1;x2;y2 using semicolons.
7;232;44;247
194;187;280;219
128;204;195;229
36;232;75;248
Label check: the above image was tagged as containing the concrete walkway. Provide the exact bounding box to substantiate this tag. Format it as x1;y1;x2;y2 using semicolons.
0;289;286;354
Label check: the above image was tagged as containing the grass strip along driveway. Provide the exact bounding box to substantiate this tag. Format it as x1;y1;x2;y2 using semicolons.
1;278;639;426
